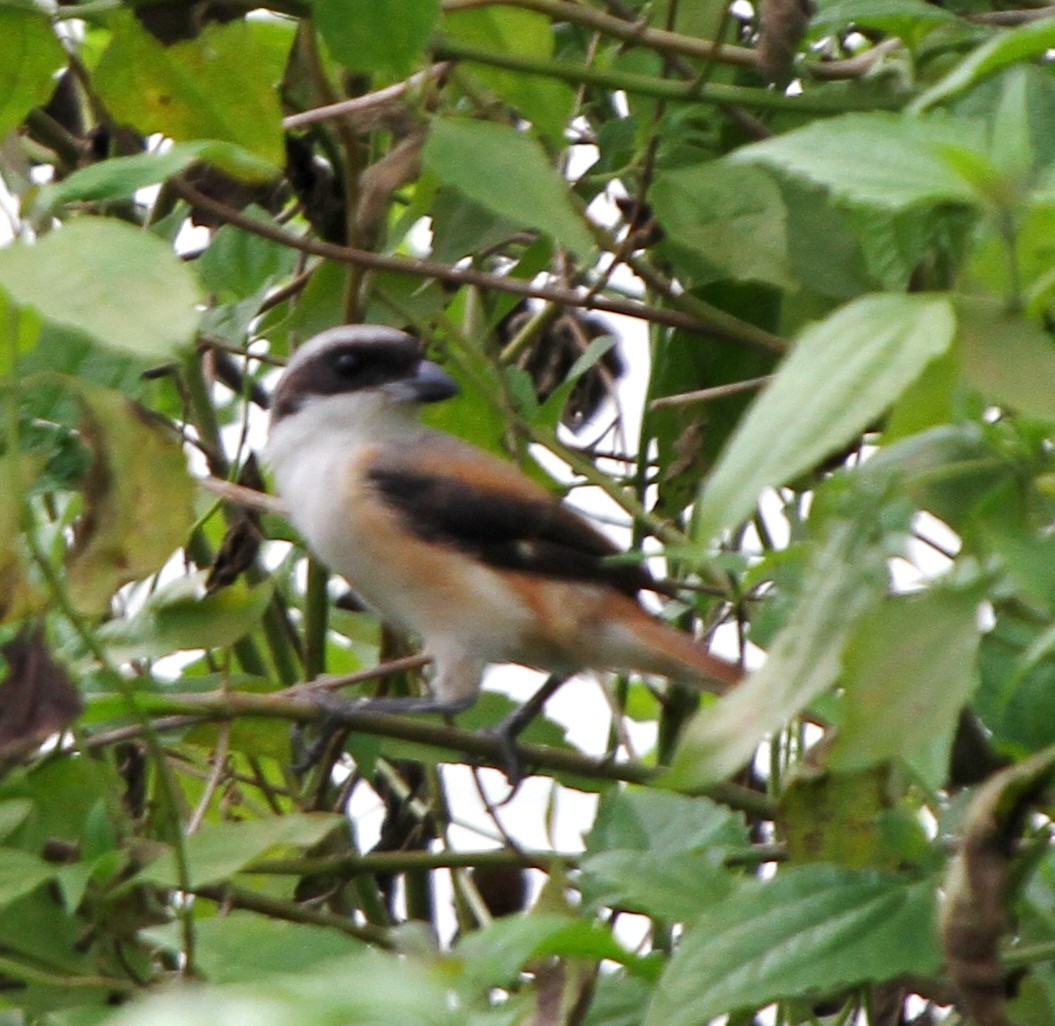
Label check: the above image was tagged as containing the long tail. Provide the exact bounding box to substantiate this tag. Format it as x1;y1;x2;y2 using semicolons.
594;597;744;694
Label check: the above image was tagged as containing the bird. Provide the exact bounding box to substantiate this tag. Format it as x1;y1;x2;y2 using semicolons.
265;324;743;730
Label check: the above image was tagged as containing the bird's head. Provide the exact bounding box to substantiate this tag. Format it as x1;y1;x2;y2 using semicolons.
269;326;459;428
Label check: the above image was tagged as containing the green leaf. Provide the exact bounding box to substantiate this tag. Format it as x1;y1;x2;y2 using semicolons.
580;790;747;919
956;294;1055;421
650;163;793;288
911;15;1055;114
696;293;955;541
0;9;66;139
441;7;574;141
36;142;280;215
97;572;274;661
644;866;941;1026
423;119;594;258
58;379;196;614
828;588;982;789
100;951;459;1026
94;15;289;166
811;0;959;42
666;513;888;788
456;913;653;999
0;848;56;908
0;219;201;359
316;0;439;78
197;222;298;303
733;113;982;211
148;912;363;983
137;812;344;888
0;799;32;842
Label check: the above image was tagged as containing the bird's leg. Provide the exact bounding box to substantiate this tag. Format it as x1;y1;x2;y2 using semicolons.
291;692;476;774
489;674;570;785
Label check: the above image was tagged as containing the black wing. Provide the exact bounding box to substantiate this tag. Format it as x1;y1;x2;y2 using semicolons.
368;464;658;598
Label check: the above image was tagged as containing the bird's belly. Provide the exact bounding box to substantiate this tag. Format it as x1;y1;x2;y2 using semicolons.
275;447;537;658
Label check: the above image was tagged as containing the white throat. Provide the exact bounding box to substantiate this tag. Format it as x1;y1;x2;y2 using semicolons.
265;392;419;482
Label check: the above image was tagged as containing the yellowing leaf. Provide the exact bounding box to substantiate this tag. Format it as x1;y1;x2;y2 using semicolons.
94;16;288;167
60;381;195;614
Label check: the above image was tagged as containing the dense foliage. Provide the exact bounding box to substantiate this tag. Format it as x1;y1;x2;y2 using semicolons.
3;0;1055;1023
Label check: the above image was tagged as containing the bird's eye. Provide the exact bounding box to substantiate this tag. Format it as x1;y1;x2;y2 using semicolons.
333;351;360;377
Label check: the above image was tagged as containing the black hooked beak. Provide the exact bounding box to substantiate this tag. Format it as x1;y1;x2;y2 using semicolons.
383;359;459;403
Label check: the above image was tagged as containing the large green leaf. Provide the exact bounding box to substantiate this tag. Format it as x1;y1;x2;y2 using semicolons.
644;866;941;1026
0;8;66;139
316;0;439;78
732;113;983;210
423;119;594;258
94;15;289;166
828;588;982;788
695;293;955;542
667;512;889;788
650;162;793;288
0;219;201;359
580;791;747;919
136;813;344;888
148;913;364;983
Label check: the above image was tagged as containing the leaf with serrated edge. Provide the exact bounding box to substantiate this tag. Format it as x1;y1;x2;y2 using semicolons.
644;865;940;1026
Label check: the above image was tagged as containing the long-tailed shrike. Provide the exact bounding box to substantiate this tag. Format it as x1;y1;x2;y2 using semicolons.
265;325;742;719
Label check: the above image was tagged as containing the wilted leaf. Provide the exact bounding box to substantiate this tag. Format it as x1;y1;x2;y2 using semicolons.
61;381;195;614
757;0;812;85
0;9;66;140
645;865;941;1026
0;627;82;760
424;119;594;258
941;744;1055;1026
0;220;201;359
695;293;955;541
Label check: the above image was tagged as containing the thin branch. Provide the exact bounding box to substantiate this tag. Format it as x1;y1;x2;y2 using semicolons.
81;686;773;817
191;884;391;945
170;180;778;348
283;63;453;129
650;375;772;409
432;35;909;112
442;0;758;67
